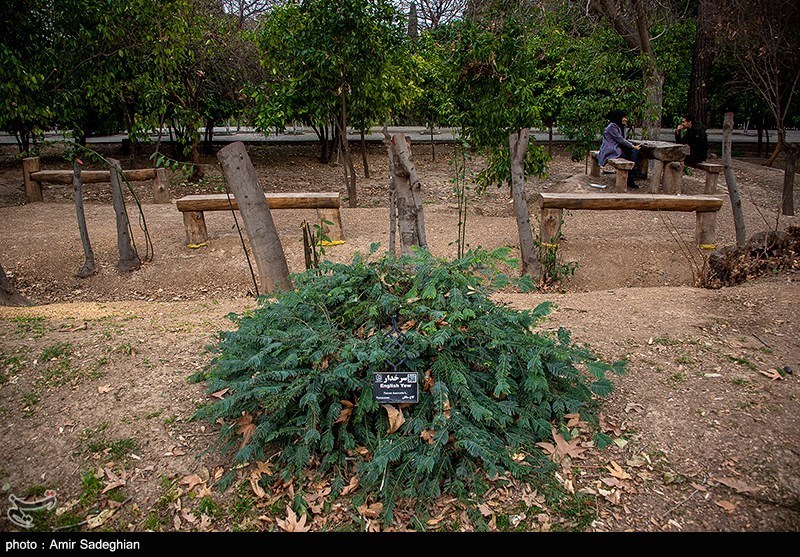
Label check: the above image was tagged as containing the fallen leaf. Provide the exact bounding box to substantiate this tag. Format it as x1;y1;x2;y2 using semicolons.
423;369;434;392
276;505;311;532
690;482;708;492
198;514;212;531
340;476;359;496
400;320;415;332
181;508;197;524
420;429;436;444
758;369;784;381
101;480;125;494
357;502;383;519
180;474;204;492
236;412;257;449
426;515;446;526
625;402;644;413
716;500;737;514
382;404;405;434
477;503;493;517
173;513;182;530
210;388;229;399
87;509;116;529
599;413;623;436
713;477;759;494
249;473;266;499
606;461;632;480
334;400;355;424
536;428;587;462
255;461;273;476
213;466;224;481
97;385;113;394
565;413;587;429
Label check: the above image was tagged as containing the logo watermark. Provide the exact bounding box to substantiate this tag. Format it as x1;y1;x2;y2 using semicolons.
7;490;57;529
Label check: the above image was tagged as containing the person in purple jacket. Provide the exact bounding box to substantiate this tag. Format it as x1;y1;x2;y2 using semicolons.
597;109;644;188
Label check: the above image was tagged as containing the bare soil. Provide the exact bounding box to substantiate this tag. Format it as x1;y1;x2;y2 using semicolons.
0;140;798;532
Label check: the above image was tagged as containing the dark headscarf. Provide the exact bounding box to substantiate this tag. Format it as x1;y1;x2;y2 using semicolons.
607;109;627;128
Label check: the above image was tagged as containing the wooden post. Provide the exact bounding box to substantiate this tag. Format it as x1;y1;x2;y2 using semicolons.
317;208;344;242
704;171;719;194
108;158;141;273
589;151;601;177
22;157;42;202
648;159;665;193
723;112;746;247
216;142;293;294
183;211;208;245
540;208;563;245
152;168;170;203
695;211;717;247
663;162;682;195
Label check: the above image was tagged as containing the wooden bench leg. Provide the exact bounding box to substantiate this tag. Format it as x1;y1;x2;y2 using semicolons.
183;211;208;246
648;159;665;193
22;157;42;203
317;208;344;242
663;162;682;195
615;169;629;193
589;155;600;177
151;168;171;203
695;211;717;248
704;171;719;194
540;207;563;245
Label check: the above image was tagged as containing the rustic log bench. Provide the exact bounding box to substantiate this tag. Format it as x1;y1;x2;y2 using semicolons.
22;156;170;203
690;162;724;194
587;151;635;192
175;192;344;246
537;192;724;249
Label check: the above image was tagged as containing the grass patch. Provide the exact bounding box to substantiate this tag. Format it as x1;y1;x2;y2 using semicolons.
10;316;46;338
79;470;104;506
114;343;135;356
726;355;758;371
197;496;222;517
668;372;686;386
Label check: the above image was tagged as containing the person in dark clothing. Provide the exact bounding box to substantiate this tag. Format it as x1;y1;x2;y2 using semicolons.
675;114;708;165
597;109;644;188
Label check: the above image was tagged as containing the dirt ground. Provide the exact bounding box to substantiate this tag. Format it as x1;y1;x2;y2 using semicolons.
0;139;798;532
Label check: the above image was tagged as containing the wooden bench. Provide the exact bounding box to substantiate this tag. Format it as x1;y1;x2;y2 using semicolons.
175;192;344;246
689;162;723;194
588;151;635;192
537;192;724;249
22;156;170;204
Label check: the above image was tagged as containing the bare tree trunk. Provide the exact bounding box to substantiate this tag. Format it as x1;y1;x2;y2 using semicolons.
72;160;95;277
389;134;427;254
765;134;782;167
108;158;141;273
0;262;30;306
781;142;798;216
360;130;370;178
339;82;357;207
385;131;398;256
688;0;714;127
722;113;747;247
509;129;540;279
217;142;293;294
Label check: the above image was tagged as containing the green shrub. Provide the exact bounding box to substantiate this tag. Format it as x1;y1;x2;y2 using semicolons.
192;247;624;520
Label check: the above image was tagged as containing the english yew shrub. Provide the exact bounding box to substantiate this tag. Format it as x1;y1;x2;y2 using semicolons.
192;246;624;519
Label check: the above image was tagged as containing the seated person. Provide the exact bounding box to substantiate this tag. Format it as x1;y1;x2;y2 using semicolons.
597;109;643;188
674;113;708;165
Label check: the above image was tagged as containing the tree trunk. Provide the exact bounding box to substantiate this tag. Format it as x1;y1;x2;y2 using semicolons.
339;83;357;208
386;137;397;256
108;158;142;273
765;134;782;167
688;0;714;127
360;130;370;178
722;113;747;247
509;129;540;279
389;134;427;254
781;142;798;216
216;142;293;294
0;262;30;306
72;160;95;277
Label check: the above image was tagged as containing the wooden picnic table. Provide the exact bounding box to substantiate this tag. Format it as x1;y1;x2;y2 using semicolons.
630;139;687;193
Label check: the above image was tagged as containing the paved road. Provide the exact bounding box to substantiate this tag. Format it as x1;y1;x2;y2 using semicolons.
2;126;797;146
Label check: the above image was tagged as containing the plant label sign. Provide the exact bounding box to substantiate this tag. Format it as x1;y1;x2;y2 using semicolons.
373;372;419;404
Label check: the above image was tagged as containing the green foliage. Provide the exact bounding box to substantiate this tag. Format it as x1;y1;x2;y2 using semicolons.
252;0;410;135
193;247;625;520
